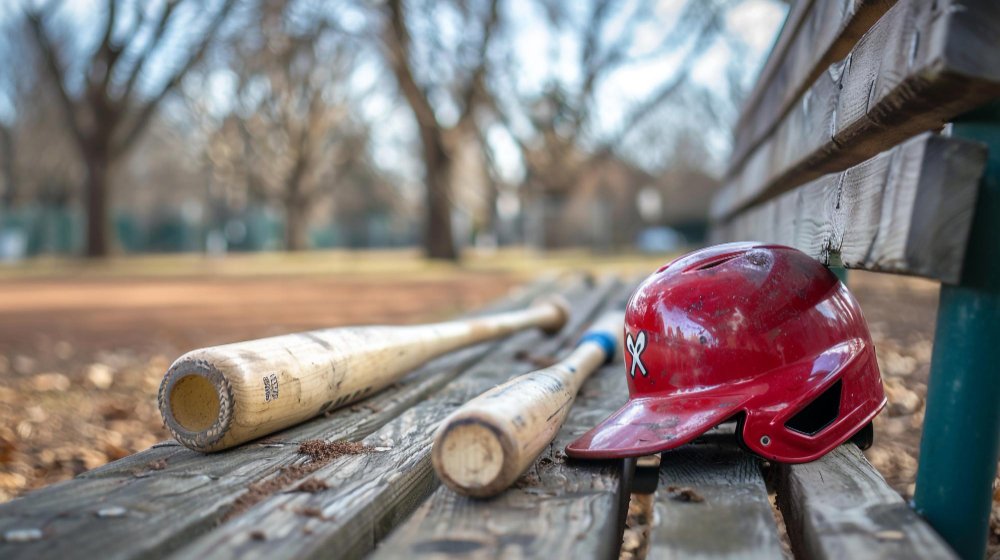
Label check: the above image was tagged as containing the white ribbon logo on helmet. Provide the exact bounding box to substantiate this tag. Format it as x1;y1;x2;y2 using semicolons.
626;330;647;378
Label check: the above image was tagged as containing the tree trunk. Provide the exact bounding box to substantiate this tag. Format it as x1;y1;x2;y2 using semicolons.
284;202;308;251
83;150;111;258
423;136;458;261
0;124;14;208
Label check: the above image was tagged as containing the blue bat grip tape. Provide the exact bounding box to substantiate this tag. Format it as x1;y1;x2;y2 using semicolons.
577;331;617;365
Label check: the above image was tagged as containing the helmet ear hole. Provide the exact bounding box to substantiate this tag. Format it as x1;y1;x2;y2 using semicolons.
784;380;843;435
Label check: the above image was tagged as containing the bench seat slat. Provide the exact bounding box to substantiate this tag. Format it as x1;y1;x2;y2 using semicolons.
729;0;896;177
713;133;986;282
0;281;558;560
777;444;957;559
713;0;1000;221
369;316;635;559
165;280;618;560
647;430;783;560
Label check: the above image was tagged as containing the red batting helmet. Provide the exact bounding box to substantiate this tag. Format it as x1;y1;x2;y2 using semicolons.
566;242;886;463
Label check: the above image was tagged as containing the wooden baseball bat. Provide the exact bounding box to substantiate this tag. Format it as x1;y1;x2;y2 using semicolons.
158;299;569;452
432;310;622;497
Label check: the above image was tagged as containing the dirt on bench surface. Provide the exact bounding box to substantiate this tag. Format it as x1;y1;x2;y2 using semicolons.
0;266;996;556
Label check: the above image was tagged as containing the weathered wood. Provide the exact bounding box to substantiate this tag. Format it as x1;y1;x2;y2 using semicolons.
777;443;957;559
163;280;621;560
371;297;636;559
0;280;562;560
646;428;783;560
714;0;1000;221
714;133;986;283
730;0;896;175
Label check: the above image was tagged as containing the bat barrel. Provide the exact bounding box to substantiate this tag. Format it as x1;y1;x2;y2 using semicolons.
159;298;570;453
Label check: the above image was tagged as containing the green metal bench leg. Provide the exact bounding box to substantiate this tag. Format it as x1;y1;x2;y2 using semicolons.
830;266;848;285
827;252;849;285
913;105;1000;560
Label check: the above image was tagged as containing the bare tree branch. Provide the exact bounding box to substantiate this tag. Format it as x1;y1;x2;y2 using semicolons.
112;0;237;158
457;0;500;127
24;9;86;148
598;3;726;151
383;0;441;137
118;0;181;105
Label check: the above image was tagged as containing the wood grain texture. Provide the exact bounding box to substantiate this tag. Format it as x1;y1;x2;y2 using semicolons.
714;133;986;283
730;0;896;176
647;429;783;560
162;280;621;560
159;297;568;452
371;295;636;560
432;310;623;498
714;0;1000;221
777;443;957;559
0;280;561;560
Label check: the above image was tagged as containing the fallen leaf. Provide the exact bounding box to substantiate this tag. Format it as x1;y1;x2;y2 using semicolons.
32;373;70;392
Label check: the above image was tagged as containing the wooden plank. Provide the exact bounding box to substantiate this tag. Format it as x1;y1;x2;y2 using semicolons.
713;133;986;283
164;280;621;560
646;428;783;560
714;0;1000;221
0;280;561;560
730;0;896;175
777;443;957;559
368;289;636;560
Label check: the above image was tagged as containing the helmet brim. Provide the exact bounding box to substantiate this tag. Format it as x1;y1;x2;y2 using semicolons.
565;391;751;459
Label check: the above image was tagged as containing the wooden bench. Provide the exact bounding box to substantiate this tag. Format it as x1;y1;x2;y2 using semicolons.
2;2;998;559
711;0;1000;558
0;277;642;559
0;280;965;560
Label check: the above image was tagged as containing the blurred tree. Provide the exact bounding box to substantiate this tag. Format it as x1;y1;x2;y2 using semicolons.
24;0;238;257
0;16;82;218
206;0;373;251
489;0;736;248
490;0;735;188
0;123;13;209
380;0;500;261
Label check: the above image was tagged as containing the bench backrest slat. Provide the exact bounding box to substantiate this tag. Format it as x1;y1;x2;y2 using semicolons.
713;0;1000;223
729;0;896;178
713;133;987;282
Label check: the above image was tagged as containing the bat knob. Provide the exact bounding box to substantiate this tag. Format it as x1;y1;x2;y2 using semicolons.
432;417;515;498
532;295;570;335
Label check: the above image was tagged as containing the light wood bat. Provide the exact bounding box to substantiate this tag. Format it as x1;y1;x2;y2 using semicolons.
158;299;568;452
432;311;622;497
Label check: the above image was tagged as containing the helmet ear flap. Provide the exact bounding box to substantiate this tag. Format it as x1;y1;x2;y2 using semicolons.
849;421;875;450
732;413;752;454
